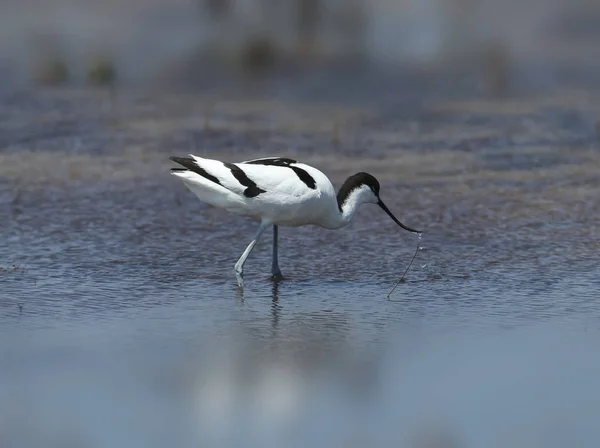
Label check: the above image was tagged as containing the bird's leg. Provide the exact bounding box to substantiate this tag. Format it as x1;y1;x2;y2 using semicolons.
234;222;267;288
271;224;283;280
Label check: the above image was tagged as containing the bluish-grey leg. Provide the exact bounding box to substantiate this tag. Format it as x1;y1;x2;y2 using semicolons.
234;222;268;288
271;225;283;280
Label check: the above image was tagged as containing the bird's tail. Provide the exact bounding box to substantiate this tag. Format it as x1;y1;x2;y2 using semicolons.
169;155;243;210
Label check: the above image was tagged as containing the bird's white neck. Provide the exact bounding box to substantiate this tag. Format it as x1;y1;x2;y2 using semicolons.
322;185;376;229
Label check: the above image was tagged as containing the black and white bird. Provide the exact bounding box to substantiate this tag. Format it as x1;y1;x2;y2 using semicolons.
170;155;421;287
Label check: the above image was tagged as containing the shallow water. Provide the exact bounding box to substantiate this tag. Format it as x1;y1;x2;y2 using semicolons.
1;73;600;447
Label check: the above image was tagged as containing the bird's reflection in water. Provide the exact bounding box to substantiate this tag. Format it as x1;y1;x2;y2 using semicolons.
270;280;281;340
235;283;245;306
192;280;381;443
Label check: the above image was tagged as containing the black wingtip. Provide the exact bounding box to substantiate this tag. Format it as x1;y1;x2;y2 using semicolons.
169;156;197;171
169;156;222;185
170;156;190;165
170;156;187;172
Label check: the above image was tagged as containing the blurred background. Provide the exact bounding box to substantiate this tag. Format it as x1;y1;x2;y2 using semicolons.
2;1;600;447
1;0;599;94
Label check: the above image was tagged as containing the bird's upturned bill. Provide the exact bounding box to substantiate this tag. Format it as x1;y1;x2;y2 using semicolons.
377;200;421;234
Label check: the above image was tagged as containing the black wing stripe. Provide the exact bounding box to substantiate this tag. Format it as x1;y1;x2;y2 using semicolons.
290;167;316;189
170;157;221;185
243;157;316;190
224;162;266;198
243;157;297;166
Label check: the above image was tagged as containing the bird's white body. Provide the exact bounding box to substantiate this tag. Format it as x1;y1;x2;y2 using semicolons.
171;156;371;229
169;154;420;287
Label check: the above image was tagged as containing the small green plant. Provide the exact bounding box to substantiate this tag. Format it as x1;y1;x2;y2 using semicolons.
332;113;341;145
34;58;69;85
240;38;276;72
204;101;215;131
88;56;117;86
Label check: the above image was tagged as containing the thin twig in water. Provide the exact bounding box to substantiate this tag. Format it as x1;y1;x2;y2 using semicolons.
387;235;421;299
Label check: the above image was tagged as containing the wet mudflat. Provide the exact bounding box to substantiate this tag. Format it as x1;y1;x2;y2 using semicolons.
1;71;600;447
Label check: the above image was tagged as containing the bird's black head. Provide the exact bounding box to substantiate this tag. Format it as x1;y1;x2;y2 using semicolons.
337;172;421;234
357;172;381;196
337;172;380;207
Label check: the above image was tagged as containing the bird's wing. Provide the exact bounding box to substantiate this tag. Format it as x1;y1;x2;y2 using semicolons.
234;160;318;197
170;155;261;197
170;155;317;199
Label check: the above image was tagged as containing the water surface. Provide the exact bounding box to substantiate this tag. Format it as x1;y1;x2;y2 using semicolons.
1;77;600;447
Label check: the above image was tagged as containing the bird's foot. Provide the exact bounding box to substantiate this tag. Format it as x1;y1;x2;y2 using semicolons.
270;269;284;282
236;276;244;289
234;266;244;288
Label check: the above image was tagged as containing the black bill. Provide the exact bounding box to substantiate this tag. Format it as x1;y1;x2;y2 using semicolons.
377;200;421;234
